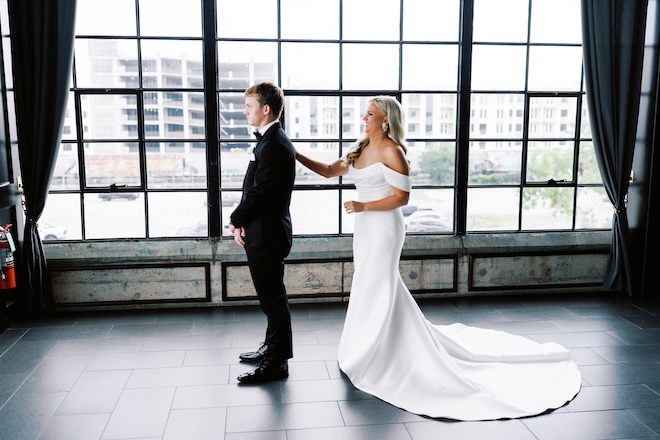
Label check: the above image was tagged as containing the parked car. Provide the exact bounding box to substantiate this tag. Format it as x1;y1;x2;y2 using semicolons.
401;205;419;217
403;206;432;227
175;221;207;237
203;193;241;208
99;192;139;201
222;192;241;207
39;223;68;240
402;205;432;217
405;211;448;233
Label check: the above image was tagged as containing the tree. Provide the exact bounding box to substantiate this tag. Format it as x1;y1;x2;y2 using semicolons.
419;143;455;185
523;147;574;215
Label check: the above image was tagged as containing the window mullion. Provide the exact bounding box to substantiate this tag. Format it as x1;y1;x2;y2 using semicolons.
456;0;475;236
203;0;221;237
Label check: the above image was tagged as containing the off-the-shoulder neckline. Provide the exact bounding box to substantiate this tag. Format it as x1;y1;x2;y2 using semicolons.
351;162;409;177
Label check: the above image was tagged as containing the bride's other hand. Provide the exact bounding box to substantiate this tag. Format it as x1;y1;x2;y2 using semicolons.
344;200;364;214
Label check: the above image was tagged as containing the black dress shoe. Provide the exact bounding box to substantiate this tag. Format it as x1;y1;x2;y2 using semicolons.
239;344;268;364
237;360;289;384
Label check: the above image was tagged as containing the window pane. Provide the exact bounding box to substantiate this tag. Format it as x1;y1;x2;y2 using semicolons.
51;144;80;191
580;103;592;138
577;141;602;184
402;94;457;139
406;210;451;233
467;188;520;231
528;46;583;91
291;190;340;234
522;187;574;230
473;0;529;43
219;93;250;140
575;186;611;229
146;143;207;189
75;0;136;36
82;94;138;140
294;142;341;186
221;190;241;209
217;0;277;38
402;44;458;90
471;46;527;91
286;97;340;140
41;194;82;240
469;141;521;185
341;188;358;234
139;0;202;37
221;144;252;189
75;39;139;88
343;0;400;40
530;0;582;44
403;0;460;41
341;97;370;139
148;192;207;237
84;142;142;187
281;0;339;39
3;38;12;89
84;193;145;239
405;188;454;234
62;92;77;140
343;44;399;90
218;42;278;89
281;43;339;90
143;92;205;139
528;96;577;138
526;141;574;182
470;94;525;138
412;142;456;186
140;40;203;88
6;91;16;141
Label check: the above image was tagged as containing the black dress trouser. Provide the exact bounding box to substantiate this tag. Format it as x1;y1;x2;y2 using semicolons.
244;245;293;363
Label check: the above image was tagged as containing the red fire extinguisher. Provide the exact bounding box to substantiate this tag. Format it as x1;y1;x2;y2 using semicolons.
0;224;16;289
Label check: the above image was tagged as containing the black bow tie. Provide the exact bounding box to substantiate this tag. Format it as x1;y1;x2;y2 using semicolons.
253;131;262;140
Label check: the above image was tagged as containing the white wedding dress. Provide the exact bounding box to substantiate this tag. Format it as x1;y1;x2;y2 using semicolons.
337;162;582;421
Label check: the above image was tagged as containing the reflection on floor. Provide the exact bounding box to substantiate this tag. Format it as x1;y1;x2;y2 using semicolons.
0;292;659;440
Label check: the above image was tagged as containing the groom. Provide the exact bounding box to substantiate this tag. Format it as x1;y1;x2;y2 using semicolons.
229;82;296;384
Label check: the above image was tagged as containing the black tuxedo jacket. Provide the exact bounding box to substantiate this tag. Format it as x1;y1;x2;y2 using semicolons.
230;121;296;250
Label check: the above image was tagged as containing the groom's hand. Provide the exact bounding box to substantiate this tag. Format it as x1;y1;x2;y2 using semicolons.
231;225;246;247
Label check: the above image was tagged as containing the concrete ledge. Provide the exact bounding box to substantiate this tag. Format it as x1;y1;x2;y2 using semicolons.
45;231;612;308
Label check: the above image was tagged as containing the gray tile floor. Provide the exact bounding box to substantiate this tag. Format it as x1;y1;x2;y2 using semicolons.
1;292;659;440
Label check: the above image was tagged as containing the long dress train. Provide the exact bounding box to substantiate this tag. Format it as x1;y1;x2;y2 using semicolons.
337;162;581;421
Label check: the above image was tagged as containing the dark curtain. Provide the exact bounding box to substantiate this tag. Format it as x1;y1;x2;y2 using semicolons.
581;0;648;295
8;0;77;314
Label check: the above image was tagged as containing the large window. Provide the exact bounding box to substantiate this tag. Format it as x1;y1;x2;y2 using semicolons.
39;0;610;241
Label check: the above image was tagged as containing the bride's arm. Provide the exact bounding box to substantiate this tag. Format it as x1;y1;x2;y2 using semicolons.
295;150;347;178
344;187;409;214
344;146;410;214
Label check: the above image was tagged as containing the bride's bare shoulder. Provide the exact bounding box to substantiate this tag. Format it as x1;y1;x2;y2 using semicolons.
381;143;409;175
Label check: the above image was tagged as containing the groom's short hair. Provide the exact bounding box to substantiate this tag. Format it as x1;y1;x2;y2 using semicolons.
245;82;285;119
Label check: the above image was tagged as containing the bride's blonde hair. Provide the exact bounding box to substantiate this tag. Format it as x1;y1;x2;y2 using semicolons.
343;96;408;167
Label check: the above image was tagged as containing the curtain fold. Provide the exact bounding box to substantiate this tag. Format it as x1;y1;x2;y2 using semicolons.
8;0;77;314
581;0;648;295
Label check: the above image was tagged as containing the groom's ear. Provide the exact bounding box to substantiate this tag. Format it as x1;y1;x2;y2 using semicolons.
262;104;272;116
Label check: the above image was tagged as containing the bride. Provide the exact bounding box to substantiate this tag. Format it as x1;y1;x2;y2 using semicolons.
294;96;581;420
